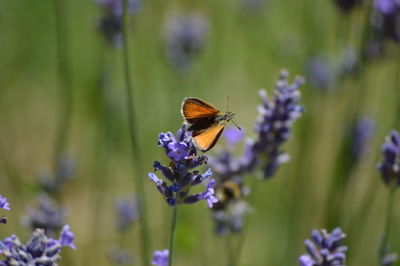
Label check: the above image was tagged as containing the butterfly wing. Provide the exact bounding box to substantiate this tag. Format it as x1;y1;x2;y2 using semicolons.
181;98;220;124
192;124;224;152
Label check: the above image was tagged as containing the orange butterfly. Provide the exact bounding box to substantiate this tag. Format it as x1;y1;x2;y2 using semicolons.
181;97;240;152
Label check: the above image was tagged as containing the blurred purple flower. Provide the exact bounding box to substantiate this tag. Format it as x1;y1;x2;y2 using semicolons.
382;253;399;266
38;154;76;194
333;0;362;13
115;197;139;232
245;70;304;179
95;0;141;48
108;247;134;265
338;45;359;78
374;0;399;14
151;249;168;266
213;200;251;235
377;130;400;187
149;124;217;207
352;117;375;161
0;225;75;265
368;0;400;50
164;13;208;70
0;195;10;211
241;0;264;12
299;227;348;266
23;193;66;237
224;127;245;146
306;57;335;91
208;130;252;235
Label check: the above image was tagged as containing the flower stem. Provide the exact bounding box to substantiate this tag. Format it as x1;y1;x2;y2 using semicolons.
121;1;150;265
380;186;396;262
232;176;259;266
53;0;72;171
224;233;234;266
168;205;178;266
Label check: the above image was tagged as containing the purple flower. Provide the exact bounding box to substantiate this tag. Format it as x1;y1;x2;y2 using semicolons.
369;0;400;46
108;247;134;265
224;127;245;147
0;195;10;211
0;226;75;264
115;197;139;232
306;57;335;91
374;0;399;14
377;130;400;187
352;117;375;161
38;154;76;194
59;224;76;250
382;253;399;266
164;13;208;71
299;228;348;266
95;0;141;48
208;131;252;235
334;0;362;13
213;200;251;235
151;249;168;266
23;193;66;237
200;179;219;208
167;142;190;161
149;124;217;208
245;70;304;179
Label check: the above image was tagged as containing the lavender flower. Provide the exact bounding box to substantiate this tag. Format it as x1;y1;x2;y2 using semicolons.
108;247;134;265
213;200;251;235
95;0;141;48
38;154;76;194
23;194;66;237
337;46;359;78
306;57;335;91
0;195;10;211
245;70;304;179
351;117;375;161
299;227;348;266
208;128;252;235
148;124;217;207
208;128;248;180
114;197;139;232
164;13;208;70
382;253;399;266
372;0;400;42
366;0;400;58
0;225;75;265
151;249;168;266
59;224;76;249
377;130;400;187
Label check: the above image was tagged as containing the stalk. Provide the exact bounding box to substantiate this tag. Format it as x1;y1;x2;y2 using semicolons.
168;205;178;266
121;1;150;264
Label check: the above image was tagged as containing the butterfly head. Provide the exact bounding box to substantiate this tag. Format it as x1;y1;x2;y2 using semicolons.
217;111;235;124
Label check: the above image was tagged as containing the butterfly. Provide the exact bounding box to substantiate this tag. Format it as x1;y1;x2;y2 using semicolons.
181;97;240;152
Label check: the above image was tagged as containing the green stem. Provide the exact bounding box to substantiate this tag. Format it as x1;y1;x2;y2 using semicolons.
232;176;259;266
53;0;72;170
224;233;234;266
121;1;150;265
380;186;396;262
168;205;178;266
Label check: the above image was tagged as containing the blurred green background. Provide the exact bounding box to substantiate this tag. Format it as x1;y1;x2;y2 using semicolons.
1;0;399;265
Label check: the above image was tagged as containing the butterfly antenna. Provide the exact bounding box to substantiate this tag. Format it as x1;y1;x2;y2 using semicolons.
231;119;242;131
226;96;230;112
